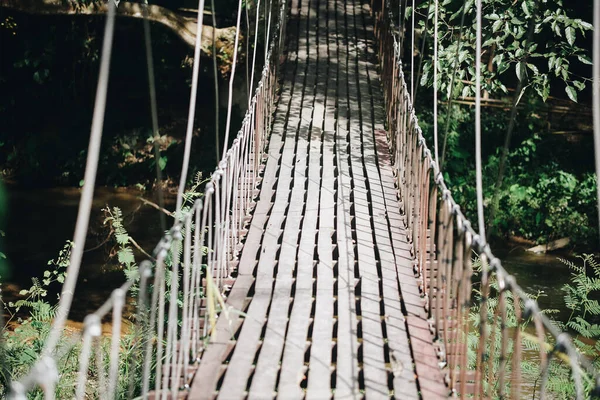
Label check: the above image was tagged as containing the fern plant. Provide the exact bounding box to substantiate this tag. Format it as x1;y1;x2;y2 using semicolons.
466;255;600;399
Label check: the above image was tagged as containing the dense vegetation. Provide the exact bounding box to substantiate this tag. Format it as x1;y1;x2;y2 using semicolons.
0;3;252;188
412;0;598;247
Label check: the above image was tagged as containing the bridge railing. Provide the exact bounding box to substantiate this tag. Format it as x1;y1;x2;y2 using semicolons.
374;2;599;398
9;1;286;398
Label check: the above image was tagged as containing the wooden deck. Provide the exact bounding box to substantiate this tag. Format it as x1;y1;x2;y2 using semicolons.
189;0;446;398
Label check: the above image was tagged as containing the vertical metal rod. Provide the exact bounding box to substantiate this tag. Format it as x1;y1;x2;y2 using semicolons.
594;0;600;241
43;0;116;356
475;0;485;238
433;0;439;165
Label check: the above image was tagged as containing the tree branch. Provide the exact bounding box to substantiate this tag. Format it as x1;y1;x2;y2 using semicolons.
0;0;226;52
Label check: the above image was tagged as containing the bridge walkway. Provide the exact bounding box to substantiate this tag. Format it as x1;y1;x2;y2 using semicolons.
189;0;445;398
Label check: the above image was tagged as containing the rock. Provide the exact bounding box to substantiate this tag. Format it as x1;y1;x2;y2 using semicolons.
527;237;570;254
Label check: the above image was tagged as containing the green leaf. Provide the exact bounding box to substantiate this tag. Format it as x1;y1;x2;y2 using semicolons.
492;19;503;33
521;1;530;17
565;86;578;103
158;156;168;171
573;80;585;91
33;71;42;84
57;275;65;284
516;61;527;82
526;63;539;75
578;20;593;31
116;233;129;245
118;248;135;265
43;270;50;278
19;289;28;295
79;179;85;187
565;26;576;46
578;55;593;65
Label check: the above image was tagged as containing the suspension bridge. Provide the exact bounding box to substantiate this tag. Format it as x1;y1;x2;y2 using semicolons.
5;0;600;399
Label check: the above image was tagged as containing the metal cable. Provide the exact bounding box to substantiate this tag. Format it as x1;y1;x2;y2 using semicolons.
142;0;167;233
433;0;439;166
176;0;207;214
43;0;116;357
410;0;415;98
222;0;245;156
439;0;467;169
211;0;220;162
475;0;485;238
595;0;600;242
486;0;538;239
249;0;263;109
412;0;432;104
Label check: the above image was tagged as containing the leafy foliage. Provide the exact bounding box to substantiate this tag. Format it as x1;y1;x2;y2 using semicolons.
415;0;592;103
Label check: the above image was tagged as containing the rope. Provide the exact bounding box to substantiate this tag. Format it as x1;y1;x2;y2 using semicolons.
474;0;485;238
176;0;206;214
42;0;116;357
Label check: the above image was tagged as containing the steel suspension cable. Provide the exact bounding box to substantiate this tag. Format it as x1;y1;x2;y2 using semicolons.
594;0;600;241
249;0;263;108
42;0;116;357
486;1;537;238
439;0;467;169
142;0;167;233
433;0;439;166
176;0;206;214
410;0;415;98
265;0;273;64
398;0;406;57
246;4;251;101
222;0;245;157
212;0;220;162
475;0;484;238
412;0;432;104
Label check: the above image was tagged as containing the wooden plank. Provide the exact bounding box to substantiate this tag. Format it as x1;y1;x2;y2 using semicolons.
277;127;321;399
248;0;318;394
373;122;449;400
352;1;419;398
188;275;254;400
332;0;360;397
216;0;311;395
247;123;307;398
278;0;331;396
305;127;335;400
344;1;388;398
